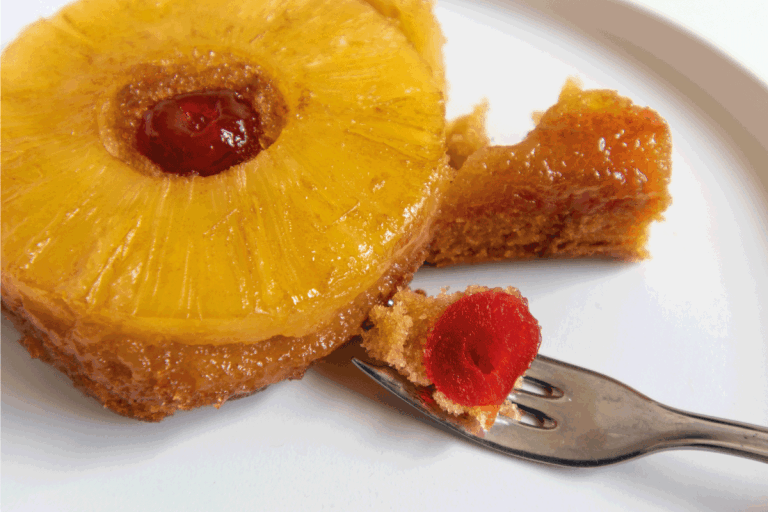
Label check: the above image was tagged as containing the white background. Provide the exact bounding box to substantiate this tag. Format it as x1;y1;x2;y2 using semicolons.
3;0;768;510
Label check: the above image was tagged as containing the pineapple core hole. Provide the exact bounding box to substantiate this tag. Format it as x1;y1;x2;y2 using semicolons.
98;57;287;178
136;89;263;177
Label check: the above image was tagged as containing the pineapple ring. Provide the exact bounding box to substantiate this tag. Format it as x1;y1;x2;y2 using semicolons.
1;0;449;419
98;57;289;178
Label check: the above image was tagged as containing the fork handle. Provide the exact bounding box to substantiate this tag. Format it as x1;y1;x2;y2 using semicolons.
659;405;768;463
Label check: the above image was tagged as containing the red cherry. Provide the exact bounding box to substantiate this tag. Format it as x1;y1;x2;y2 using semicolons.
424;290;541;406
136;89;262;177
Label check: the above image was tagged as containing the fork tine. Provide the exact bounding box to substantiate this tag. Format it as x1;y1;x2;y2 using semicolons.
507;357;570;418
519;355;634;404
507;391;560;423
352;358;575;464
520;355;579;391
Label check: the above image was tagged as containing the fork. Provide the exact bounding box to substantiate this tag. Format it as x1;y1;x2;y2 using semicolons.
352;355;768;467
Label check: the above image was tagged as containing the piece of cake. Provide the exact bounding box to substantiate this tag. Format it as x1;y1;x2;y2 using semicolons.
428;79;672;266
1;0;450;420
361;286;542;430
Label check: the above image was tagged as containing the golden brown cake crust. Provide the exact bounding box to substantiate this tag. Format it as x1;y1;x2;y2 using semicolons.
2;235;432;421
428;80;673;267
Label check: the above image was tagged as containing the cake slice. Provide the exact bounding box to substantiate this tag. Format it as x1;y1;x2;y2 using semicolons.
361;286;541;430
1;0;449;421
428;79;672;266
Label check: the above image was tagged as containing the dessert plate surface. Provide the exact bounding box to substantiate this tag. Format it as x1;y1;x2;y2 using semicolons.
2;0;768;510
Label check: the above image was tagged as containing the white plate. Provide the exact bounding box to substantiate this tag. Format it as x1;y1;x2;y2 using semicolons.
3;1;768;510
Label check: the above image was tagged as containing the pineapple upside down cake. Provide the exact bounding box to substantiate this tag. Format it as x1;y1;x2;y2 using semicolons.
2;0;671;421
1;0;451;420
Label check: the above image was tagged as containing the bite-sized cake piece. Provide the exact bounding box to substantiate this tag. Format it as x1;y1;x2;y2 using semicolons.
428;79;672;266
361;286;541;430
1;0;449;420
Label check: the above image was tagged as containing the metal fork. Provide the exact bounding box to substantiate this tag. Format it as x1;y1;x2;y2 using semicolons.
352;355;768;467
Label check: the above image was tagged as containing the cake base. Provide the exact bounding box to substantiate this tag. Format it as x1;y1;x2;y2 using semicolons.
2;237;433;422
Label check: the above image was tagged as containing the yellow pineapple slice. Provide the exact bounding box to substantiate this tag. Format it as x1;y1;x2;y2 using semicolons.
1;0;450;420
362;0;445;89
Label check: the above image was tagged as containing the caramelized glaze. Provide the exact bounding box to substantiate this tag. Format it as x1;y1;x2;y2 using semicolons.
429;80;672;266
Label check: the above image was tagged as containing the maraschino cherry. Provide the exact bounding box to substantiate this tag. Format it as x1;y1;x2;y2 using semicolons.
424;290;541;406
137;89;262;176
